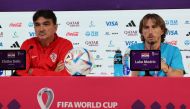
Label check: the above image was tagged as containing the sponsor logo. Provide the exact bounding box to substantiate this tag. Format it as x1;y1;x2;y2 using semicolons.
185;20;190;24
165;20;178;25
104;32;118;36
89;21;95;27
9;22;22;27
93;64;102;68
124;30;138;36
66;21;79;27
186;32;190;36
0;32;3;37
165;40;177;46
12;32;19;38
126;20;136;27
125;41;138;46
29;32;36;37
10;41;20;48
0;25;2;28
85;31;98;36
28;22;34;27
186;56;190;59
166;30;178;36
184;40;190;45
66;32;79;36
73;42;80;46
85;41;98;46
95;55;103;60
108;40;115;47
141;53;150;59
106;21;118;26
7;52;16;58
105;49;115;53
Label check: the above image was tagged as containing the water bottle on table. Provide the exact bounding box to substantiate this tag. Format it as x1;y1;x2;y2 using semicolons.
114;49;123;76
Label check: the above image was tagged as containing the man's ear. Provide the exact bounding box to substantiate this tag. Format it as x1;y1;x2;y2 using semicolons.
55;24;58;30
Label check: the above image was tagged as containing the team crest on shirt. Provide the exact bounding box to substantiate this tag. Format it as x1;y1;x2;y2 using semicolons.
50;53;57;62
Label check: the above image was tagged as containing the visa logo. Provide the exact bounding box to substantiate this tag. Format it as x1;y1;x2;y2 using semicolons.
106;21;118;26
29;32;35;37
125;41;138;46
166;30;178;35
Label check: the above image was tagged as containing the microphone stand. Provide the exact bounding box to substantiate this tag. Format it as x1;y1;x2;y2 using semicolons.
145;70;151;76
144;42;154;76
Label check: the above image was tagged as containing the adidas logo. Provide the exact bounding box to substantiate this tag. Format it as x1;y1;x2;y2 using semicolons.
10;41;20;48
126;20;136;27
186;32;190;36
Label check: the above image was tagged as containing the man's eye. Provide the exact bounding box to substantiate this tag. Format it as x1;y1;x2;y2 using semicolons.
144;26;149;29
34;24;40;26
43;23;50;26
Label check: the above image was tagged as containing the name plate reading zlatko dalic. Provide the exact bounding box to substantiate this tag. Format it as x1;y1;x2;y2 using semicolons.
0;50;26;70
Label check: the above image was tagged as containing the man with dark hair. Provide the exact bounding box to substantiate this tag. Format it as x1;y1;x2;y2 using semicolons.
16;9;73;76
129;13;184;77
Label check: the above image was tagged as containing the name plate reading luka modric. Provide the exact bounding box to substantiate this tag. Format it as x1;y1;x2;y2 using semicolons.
0;50;26;70
130;50;161;71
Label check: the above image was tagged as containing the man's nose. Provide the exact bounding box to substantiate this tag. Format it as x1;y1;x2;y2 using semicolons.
149;28;153;33
39;25;45;31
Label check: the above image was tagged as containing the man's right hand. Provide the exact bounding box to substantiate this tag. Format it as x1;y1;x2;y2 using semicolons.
55;61;65;72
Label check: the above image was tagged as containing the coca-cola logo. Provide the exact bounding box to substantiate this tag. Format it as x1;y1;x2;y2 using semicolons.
66;32;79;36
165;40;177;46
9;22;22;27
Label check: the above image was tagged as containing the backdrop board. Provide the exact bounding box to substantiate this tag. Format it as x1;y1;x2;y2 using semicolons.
0;9;190;76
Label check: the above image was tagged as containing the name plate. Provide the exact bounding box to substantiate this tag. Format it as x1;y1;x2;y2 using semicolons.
130;50;161;71
0;50;26;70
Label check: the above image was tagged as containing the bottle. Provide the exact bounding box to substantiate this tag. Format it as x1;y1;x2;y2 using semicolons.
123;48;131;76
114;49;123;76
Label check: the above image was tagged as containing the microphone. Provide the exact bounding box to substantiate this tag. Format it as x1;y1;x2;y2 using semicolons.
149;42;154;50
145;42;154;76
27;45;34;53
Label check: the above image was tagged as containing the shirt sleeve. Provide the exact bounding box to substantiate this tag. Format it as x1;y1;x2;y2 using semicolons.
16;40;32;76
170;47;184;70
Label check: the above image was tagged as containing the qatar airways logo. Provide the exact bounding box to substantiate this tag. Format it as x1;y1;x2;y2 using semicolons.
9;22;22;27
85;41;98;46
66;32;79;36
165;40;177;46
124;30;138;36
66;21;80;27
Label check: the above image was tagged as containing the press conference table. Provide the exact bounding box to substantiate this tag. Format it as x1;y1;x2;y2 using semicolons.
0;77;189;109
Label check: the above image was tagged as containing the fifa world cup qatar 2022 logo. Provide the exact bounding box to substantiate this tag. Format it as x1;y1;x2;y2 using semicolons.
37;87;54;109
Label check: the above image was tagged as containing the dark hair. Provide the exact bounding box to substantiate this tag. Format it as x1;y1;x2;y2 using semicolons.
139;13;167;42
33;9;57;25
